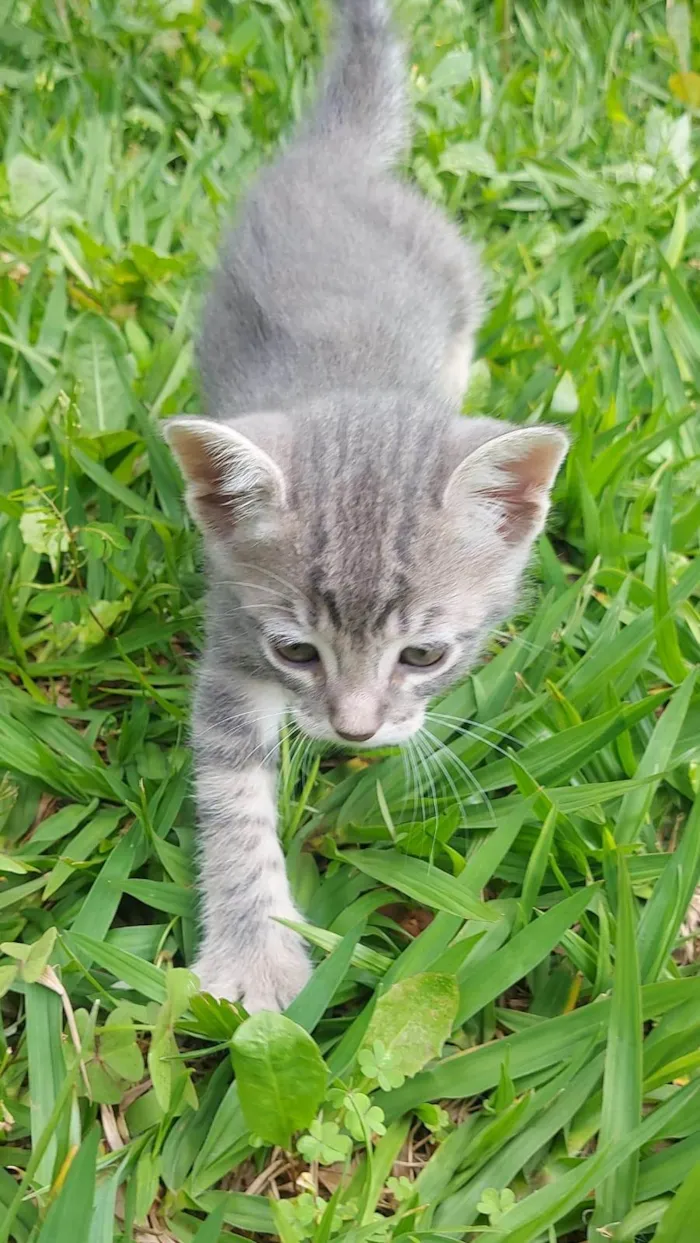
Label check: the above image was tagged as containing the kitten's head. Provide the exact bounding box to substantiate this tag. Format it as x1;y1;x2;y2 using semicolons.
164;406;567;746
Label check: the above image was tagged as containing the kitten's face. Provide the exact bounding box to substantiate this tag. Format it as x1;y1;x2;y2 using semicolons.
164;411;568;746
224;517;510;747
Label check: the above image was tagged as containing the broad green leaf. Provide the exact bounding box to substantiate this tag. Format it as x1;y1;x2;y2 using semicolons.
230;1011;328;1149
359;973;458;1084
100;1005;145;1082
65;314;130;435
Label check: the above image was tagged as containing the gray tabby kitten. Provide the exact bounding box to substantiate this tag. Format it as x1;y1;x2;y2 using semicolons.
164;0;568;1011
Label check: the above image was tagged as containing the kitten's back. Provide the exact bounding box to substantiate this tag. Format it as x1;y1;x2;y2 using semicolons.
198;0;482;418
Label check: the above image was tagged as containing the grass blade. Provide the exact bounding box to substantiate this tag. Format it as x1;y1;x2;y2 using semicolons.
341;849;499;922
36;1127;99;1243
456;886;595;1026
594;854;643;1229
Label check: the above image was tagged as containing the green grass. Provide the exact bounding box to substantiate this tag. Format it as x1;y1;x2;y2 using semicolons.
1;0;699;1239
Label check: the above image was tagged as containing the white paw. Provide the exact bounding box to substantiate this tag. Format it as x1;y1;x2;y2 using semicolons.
193;924;311;1013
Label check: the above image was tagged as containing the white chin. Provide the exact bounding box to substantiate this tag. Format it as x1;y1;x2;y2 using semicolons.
368;717;424;745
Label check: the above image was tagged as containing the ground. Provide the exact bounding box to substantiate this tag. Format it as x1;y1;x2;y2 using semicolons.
0;1;699;1241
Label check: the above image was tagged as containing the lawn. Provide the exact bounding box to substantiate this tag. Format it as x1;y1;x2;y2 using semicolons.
1;0;699;1240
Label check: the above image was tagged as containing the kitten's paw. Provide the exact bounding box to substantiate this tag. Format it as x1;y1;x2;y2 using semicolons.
193;926;311;1014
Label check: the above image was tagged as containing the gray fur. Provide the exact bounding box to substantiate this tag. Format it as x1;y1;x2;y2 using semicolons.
164;0;568;1011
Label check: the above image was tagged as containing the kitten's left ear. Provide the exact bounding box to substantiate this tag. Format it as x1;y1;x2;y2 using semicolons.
162;415;286;538
443;425;568;547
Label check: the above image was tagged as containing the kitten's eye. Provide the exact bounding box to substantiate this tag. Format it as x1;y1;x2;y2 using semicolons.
399;645;448;669
273;641;320;666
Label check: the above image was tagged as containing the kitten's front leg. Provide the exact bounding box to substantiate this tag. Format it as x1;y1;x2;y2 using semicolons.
191;664;311;1012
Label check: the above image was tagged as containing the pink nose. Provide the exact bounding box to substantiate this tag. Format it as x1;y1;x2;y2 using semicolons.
335;727;376;743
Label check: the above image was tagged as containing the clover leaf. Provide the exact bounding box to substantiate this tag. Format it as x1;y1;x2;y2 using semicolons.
343;1091;387;1141
297;1119;353;1166
387;1175;414;1203
357;1039;406;1091
476;1186;516;1225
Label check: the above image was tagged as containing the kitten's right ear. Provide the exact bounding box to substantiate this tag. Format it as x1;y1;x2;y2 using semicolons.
162;416;286;537
443;425;568;549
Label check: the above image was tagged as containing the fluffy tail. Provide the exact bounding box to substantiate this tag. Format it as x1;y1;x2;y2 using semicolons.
309;0;408;164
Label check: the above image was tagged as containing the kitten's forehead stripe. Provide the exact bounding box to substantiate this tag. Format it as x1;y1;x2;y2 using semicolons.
321;589;342;631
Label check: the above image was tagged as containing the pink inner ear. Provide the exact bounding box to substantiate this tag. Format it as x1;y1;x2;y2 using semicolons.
502;439;565;498
480;440;565;545
166;425;232;497
482;483;541;544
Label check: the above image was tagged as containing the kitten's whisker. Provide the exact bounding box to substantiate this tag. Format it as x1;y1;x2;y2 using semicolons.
194;707;286;742
411;730;441;867
420;725;495;822
427;713;523;762
431;719;515;767
257;718;300;772
212;579;296;602
417;726;470;830
490;628;550;656
428;710;521;748
231;561;314;609
404;736;422;832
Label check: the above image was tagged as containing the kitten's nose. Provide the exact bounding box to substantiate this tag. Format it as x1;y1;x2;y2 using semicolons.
335;727;376;743
331;692;382;743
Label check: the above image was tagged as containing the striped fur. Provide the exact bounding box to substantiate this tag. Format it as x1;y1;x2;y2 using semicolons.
164;0;568;1010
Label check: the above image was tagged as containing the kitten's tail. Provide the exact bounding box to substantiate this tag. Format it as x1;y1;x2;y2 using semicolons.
309;0;408;165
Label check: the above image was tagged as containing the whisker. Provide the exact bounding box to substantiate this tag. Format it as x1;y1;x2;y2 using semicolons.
427;713;522;764
405;735;423;832
194;707;286;743
231;560;314;608
211;579;296;601
428;710;522;748
411;730;441;867
417;726;470;829
420;725;495;824
489;628;552;657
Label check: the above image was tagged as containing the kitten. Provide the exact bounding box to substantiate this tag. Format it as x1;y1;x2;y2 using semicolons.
164;0;568;1012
